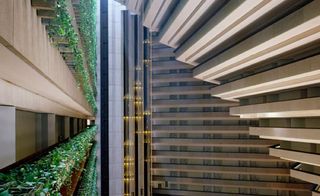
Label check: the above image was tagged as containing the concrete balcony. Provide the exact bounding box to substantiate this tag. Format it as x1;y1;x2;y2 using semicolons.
152;73;197;83
193;0;320;83
211;55;320;100
152;99;238;108
158;0;220;49
230;97;320;119
152;112;240;121
152;60;192;71
152;125;248;135
152;189;265;196
152;176;312;192
152;138;277;148
153;151;286;162
270;146;320;167
291;167;320;185
143;0;177;32
152;163;290;176
250;127;320;144
152;86;212;96
152;47;175;59
176;0;291;66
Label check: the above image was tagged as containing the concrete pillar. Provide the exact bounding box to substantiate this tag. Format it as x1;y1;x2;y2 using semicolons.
78;118;82;132
0;106;15;169
70;118;74;137
36;113;48;152
16;110;36;161
73;118;78;134
64;116;70;139
83;119;86;129
47;114;56;146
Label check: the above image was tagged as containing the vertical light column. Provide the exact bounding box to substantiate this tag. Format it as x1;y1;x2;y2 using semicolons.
108;1;125;195
0;106;15;169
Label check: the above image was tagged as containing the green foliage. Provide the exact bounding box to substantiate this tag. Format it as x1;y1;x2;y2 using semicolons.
76;142;97;196
78;0;97;97
47;0;97;113
0;126;97;195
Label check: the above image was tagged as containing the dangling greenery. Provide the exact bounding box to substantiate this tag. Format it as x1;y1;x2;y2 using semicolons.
46;0;97;113
0;126;97;195
78;0;97;97
76;142;98;196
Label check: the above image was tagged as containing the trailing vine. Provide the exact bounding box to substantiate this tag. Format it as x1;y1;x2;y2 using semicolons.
76;142;98;196
78;0;97;97
0;126;97;195
47;0;97;113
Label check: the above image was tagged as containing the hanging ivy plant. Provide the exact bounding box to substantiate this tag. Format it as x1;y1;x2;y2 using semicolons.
76;142;98;196
78;0;97;97
0;126;97;195
46;0;97;113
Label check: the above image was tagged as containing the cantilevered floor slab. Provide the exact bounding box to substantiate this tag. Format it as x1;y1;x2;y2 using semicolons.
231;97;320;118
250;127;320;144
152;112;240;121
152;176;312;192
211;55;320;100
152;99;238;108
193;0;320;83
270;147;320;167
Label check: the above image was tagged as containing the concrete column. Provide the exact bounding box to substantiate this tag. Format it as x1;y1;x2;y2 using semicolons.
70;118;74;137
73;118;78;134
16;110;36;161
36;113;48;152
0;106;15;169
47;114;56;146
64;116;70;139
78;118;82;132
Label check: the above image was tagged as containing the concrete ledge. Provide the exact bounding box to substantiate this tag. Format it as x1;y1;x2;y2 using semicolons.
193;0;320;82
250;127;320;144
230;97;320;118
270;147;320;167
211;55;320;100
152;176;312;191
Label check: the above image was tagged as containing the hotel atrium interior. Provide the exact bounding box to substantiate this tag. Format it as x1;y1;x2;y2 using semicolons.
0;0;320;195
